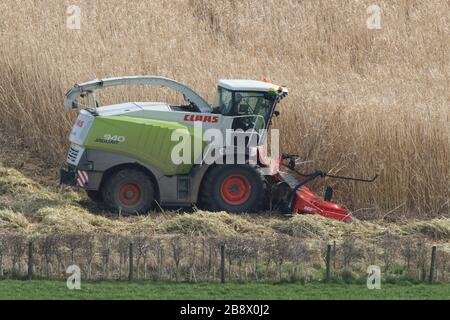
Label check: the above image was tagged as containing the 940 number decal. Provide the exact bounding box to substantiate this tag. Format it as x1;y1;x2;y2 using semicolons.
95;134;126;144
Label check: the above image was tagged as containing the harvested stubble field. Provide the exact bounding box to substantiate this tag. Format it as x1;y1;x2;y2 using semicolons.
0;164;449;283
0;0;448;220
0;163;449;246
0;158;449;282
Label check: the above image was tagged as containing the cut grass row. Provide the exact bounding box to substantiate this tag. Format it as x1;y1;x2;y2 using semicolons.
1;164;450;242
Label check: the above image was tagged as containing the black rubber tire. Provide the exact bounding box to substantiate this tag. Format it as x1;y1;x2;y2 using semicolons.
86;190;103;202
101;168;155;215
199;165;266;213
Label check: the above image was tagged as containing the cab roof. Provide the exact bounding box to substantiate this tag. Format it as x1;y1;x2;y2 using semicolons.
218;79;286;92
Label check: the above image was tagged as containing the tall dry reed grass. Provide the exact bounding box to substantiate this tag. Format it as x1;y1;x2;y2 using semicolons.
0;0;448;217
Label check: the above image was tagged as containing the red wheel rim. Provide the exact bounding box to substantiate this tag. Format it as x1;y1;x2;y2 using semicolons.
220;175;251;206
118;183;141;206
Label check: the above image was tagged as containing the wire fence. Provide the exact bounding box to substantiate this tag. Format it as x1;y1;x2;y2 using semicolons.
0;233;448;283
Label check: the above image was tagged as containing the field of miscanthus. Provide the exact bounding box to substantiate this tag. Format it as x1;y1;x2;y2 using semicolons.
0;0;448;219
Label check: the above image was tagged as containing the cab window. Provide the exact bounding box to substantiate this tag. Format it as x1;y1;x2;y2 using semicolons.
212;87;233;114
212;87;276;130
232;92;272;118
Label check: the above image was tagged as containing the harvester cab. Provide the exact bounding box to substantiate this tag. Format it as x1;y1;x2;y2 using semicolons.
61;76;376;221
211;80;288;132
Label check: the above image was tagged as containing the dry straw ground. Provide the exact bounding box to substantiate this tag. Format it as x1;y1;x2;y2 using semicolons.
1;163;450;283
1;163;450;247
0;0;448;217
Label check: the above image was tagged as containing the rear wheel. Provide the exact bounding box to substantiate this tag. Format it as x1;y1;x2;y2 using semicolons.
199;165;266;213
102;168;155;215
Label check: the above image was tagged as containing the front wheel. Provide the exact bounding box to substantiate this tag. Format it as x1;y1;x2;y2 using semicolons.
102;168;155;215
199;165;266;213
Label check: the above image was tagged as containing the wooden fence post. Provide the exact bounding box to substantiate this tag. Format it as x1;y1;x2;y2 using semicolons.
332;240;336;270
27;241;33;281
429;246;437;284
129;243;134;281
326;244;332;282
220;244;225;284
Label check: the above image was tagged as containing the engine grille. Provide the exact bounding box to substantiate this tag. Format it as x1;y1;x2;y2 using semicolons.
67;145;85;166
